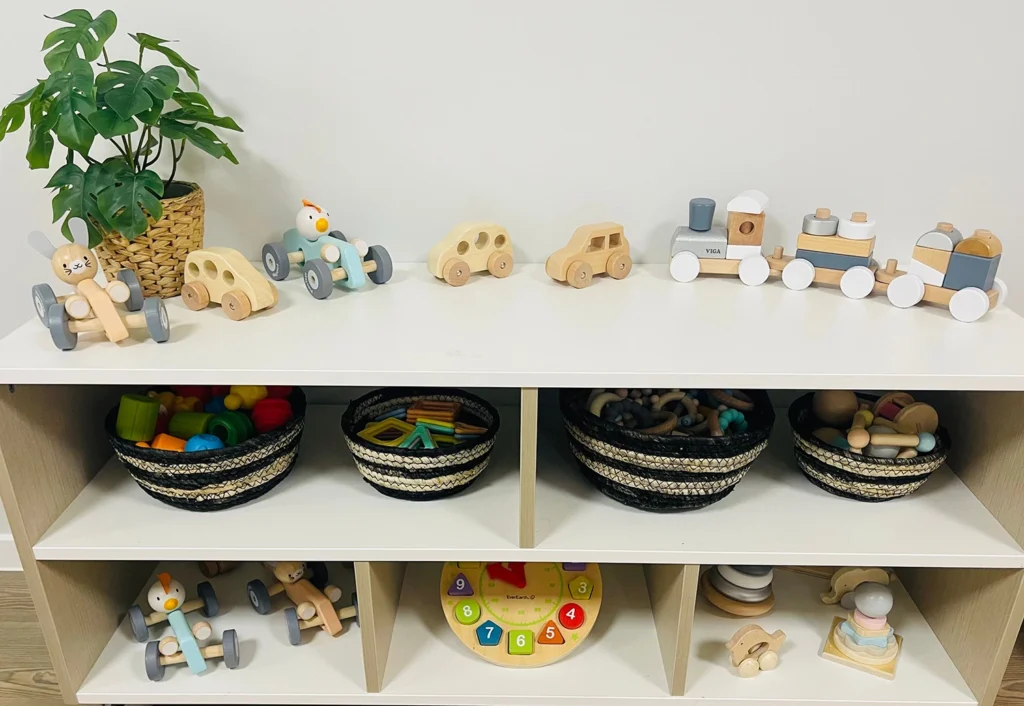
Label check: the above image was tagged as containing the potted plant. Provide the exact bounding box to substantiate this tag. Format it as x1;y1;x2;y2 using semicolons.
0;9;242;298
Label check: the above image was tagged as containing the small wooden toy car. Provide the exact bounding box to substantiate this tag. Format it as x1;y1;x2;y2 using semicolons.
670;191;771;286
28;218;170;351
726;624;786;677
182;248;278;320
246;561;358;645
427;222;514;286
262;199;392;300
546;222;631;288
127;573;239;680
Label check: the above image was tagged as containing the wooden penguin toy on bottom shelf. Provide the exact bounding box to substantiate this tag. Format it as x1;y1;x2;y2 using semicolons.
182;248;278;320
821;580;901;679
440;562;602;667
546;223;631;288
726;624;787;677
246;561;358;645
28;217;170;351
428;222;514;286
262;199;393;299
701;565;775;616
126;573;239;681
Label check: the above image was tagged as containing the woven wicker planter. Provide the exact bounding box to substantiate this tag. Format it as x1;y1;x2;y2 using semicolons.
789;392;950;502
559;389;775;512
341;388;500;500
106;389;306;511
94;182;205;298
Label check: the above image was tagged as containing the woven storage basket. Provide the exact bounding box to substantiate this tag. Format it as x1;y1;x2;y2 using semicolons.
559;389;775;512
341;388;500;501
789;392;950;502
107;388;306;511
94;182;204;298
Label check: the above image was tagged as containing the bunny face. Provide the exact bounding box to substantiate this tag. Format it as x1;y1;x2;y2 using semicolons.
51;244;97;284
272;561;307;584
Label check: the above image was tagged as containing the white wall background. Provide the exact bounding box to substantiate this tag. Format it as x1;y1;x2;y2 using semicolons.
0;0;1022;544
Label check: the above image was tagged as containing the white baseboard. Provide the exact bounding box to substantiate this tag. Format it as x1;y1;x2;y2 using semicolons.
0;532;21;571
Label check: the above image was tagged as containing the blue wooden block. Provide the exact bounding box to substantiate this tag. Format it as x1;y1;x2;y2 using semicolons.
476;620;502;646
840;620;892;649
447;572;474;596
943;252;999;291
794;249;871;271
562;563;587;571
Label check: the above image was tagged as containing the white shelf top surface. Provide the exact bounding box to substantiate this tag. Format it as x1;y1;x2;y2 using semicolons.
534;417;1024;568
686;568;975;706
35;406;521;561
78;561;368;704
4;264;1024;389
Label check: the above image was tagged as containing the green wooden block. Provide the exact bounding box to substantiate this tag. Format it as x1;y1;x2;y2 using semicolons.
454;598;481;625
116;394;160;442
508;629;534;655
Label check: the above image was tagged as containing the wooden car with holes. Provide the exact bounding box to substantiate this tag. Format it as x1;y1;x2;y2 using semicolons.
182;248;278;321
428;222;514;286
546;222;631;288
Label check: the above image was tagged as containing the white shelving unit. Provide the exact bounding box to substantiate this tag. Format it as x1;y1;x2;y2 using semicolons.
2;265;1024;706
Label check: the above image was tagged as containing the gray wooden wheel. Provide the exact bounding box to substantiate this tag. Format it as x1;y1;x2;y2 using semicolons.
31;284;58;324
284;607;302;645
303;259;334;299
262;241;291;280
222;629;240;669
246;579;272;615
144;298;170;343
197;580;219;618
145;641;165;681
328;229;347;242
46;303;77;351
128;604;149;642
116;269;144;311
307;562;329;591
366;245;393;285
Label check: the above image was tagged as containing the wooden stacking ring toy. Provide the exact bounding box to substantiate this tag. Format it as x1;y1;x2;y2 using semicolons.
440;562;602;667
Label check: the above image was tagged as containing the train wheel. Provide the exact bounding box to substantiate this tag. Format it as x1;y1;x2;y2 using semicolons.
840;266;875;299
949;287;990;323
738;255;769;287
669;251;700;282
782;259;814;291
886;274;925;309
994;278;1008;308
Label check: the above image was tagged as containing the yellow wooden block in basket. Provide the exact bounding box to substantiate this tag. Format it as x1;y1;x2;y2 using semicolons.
358;418;415;446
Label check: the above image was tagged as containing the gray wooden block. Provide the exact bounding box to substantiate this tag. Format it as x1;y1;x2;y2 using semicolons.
943;252;999;291
671;226;727;259
917;224;963;251
794;249;871;271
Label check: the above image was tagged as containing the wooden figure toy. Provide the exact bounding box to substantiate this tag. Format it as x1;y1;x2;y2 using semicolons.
182;248;278;320
701;565;775;617
876;225;1007;322
246;562;358;645
440;562;603;667
126;573;239;681
547;223;631;288
821;581;902;679
821;567;890;607
28;218;170;351
427;222;514;286
726;624;786;677
670;191;771;286
262;199;393;299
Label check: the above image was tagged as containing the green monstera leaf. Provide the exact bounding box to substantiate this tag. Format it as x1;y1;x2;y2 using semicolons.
0;84;42;140
130;33;200;88
40;57;96;154
96;167;164;238
96;60;178;121
88;94;137;139
159;117;238;164
26;95;56;169
46;160;118;246
42;9;117;72
164;90;242;131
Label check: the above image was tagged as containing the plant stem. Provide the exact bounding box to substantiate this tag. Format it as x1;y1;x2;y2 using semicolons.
167;139;185;185
102;48;110;67
66;148;74;165
144;134;164;171
121;136;132;170
133;126;150;171
110;138;129;161
84;155;100;166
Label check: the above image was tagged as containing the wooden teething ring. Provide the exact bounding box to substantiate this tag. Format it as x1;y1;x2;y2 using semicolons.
637;411;677;435
709;389;755;412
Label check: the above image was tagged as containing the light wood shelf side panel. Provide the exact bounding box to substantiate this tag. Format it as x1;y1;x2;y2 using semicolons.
519;388;538;548
355;561;407;693
937;391;1024;545
642;563;699;696
901;566;1024;706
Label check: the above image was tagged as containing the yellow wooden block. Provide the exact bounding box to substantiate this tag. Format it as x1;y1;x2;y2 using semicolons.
797;233;875;258
911;245;951;274
821;616;901;680
358;418;415;446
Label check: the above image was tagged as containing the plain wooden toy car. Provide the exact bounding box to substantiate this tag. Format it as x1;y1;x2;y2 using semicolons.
546;222;631;288
182;247;279;321
246;561;358;645
427;222;514;286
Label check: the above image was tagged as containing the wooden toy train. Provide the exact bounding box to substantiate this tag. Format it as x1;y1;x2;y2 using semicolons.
669;192;1006;323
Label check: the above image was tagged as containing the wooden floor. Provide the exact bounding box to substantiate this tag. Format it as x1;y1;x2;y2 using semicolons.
1;570;1024;705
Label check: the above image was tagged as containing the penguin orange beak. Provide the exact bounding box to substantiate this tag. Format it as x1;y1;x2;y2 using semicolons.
164;598;179;611
315;217;328;233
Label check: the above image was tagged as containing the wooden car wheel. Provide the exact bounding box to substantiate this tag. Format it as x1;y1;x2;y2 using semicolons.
487;251;513;278
606;252;632;279
182;282;210;311
443;258;470;287
567;260;593;288
222;290;253;321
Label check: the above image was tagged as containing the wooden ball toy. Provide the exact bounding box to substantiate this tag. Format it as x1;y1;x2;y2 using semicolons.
440;562;602;667
184;434;225;452
821;567;890;607
812;390;859;427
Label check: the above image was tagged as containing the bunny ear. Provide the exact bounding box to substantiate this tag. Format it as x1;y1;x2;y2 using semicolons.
67;217;90;247
27;231;56;259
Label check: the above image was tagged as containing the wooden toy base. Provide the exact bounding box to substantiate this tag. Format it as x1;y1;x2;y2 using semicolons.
821;616;902;680
700;571;773;617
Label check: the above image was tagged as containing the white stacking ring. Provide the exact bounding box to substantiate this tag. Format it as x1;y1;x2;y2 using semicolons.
837;217;876;240
718;565;773;590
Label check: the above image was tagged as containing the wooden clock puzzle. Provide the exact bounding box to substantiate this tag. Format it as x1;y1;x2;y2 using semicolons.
439;562;603;667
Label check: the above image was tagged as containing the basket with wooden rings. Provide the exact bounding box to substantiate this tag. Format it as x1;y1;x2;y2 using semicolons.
94;183;204;298
558;389;775;512
789;392;950;502
341;388;500;500
106;388;306;511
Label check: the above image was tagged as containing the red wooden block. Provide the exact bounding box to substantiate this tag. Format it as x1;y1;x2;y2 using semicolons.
251;398;293;434
558;602;585;630
486;562;527;589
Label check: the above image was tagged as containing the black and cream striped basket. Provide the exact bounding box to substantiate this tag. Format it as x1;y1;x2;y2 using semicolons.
789;392;950;502
559;389;775;512
106;389;306;511
341;388;500;501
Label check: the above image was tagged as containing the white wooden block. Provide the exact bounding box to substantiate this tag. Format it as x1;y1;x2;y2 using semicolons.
837;218;876;240
727;244;763;260
909;259;946;287
726;190;769;215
